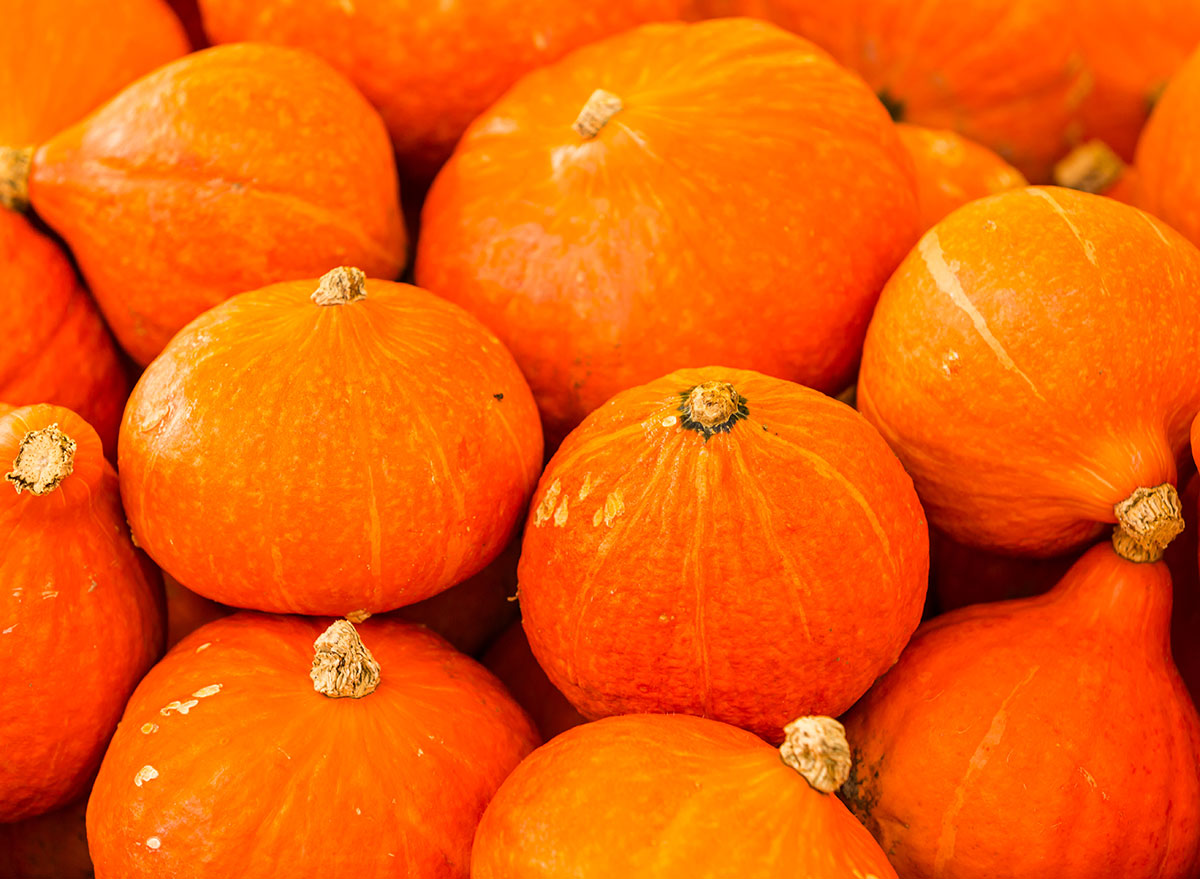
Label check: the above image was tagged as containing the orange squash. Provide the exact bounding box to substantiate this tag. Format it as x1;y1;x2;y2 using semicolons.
1073;0;1200;161
0;404;163;822
163;574;231;650
473;714;898;878
896;124;1027;230
196;0;683;181
1135;45;1200;250
166;0;208;49
0;210;128;459
0;795;93;879
1;44;406;366
483;623;585;741
842;540;1200;878
120;268;543;616
87;615;539;877
417;19;919;447
713;0;1087;182
931;530;1079;613
0;0;188;146
518;366;928;742
1052;139;1140;204
858;187;1200;557
1167;475;1200;703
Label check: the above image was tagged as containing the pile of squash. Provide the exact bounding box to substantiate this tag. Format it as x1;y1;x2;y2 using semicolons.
5;1;1200;877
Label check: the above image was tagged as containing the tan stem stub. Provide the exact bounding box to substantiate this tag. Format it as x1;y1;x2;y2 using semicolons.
344;609;372;624
572;89;623;139
780;716;852;794
0;146;33;212
1112;483;1184;563
1052;140;1125;194
311;266;367;306
5;424;76;495
311;620;380;698
679;381;748;440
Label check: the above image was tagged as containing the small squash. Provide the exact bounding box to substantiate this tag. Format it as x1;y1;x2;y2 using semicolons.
896;124;1027;230
0;795;93;879
0;0;188;146
197;0;683;181
1134;46;1200;251
483;623;585;741
417;18;919;446
0;404;163;822
86;615;539;878
518;366;928;741
1;44;406;365
842;538;1200;878
0;209;129;459
473;713;897;878
120;268;543;616
718;0;1086;182
858;187;1200;556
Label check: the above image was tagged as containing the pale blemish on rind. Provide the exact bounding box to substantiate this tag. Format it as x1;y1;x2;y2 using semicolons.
533;480;562;527
577;473;595;501
134;765;159;787
1027;188;1099;266
192;684;223;698
140;723;158;735
553;497;569;527
160;699;200;717
920;231;1047;403
145;837;161;851
195;642;212;653
599;490;625;527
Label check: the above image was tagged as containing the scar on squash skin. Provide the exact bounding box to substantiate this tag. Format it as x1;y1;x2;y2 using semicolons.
578;473;595;501
140;723;158;735
134;765;159;787
533;480;562;527
593;490;625;527
192;684;222;698
553;497;569;527
146;837;161;850
160;699;200;716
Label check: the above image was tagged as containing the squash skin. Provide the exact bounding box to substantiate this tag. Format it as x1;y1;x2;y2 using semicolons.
896;124;1026;231
858;186;1200;556
842;542;1200;878
0;795;94;879
0;210;128;459
483;623;585;741
196;0;684;181
417;19;919;447
0;405;164;822
518;366;928;742
86;614;540;878
472;713;898;878
0;0;188;146
27;44;406;366
1136;46;1200;251
119;274;543;616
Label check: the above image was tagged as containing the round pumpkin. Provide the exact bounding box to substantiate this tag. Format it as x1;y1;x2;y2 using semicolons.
0;404;163;822
1135;45;1200;251
1;43;406;366
858;187;1200;557
518;366;928;741
0;0;188;147
716;0;1086;182
483;623;585;741
1052;139;1139;204
86;615;539;877
417;18;919;447
842;539;1200;878
196;0;683;181
0;209;128;459
0;795;93;879
473;713;897;878
896;123;1027;231
1073;0;1200;161
120;268;543;616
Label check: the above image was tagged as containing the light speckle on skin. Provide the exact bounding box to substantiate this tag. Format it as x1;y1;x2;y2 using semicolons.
417;748;424;757
577;473;594;501
87;577;98;593
146;837;161;851
661;415;678;428
41;590;58;599
533;480;562;527
160;699;200;717
356;808;362;815
134;765;159;787
140;723;159;735
195;642;212;653
601;490;625;527
192;684;223;698
553;497;569;527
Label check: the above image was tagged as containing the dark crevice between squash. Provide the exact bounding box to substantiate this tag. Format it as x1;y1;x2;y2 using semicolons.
679;381;748;440
0;145;33;213
878;89;905;122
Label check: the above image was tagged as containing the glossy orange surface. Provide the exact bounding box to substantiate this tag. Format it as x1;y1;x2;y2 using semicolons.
518;367;928;741
859;187;1200;555
87;614;539;878
417;19;919;447
843;543;1200;878
473;714;897;878
119;274;543;616
28;44;406;365
0;404;163;822
1136;45;1200;251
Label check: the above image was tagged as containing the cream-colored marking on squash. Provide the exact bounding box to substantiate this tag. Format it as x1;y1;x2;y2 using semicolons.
661;415;678;428
533;480;562;527
1079;766;1098;789
195;642;212;653
601;490;625;527
87;577;97;593
41;590;58;599
160;699;200;717
1027;188;1099;266
140;723;158;735
553;497;569;527
134;766;159;787
146;837;161;851
193;684;222;698
577;473;595;501
2;625;15;634
920;231;1047;403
